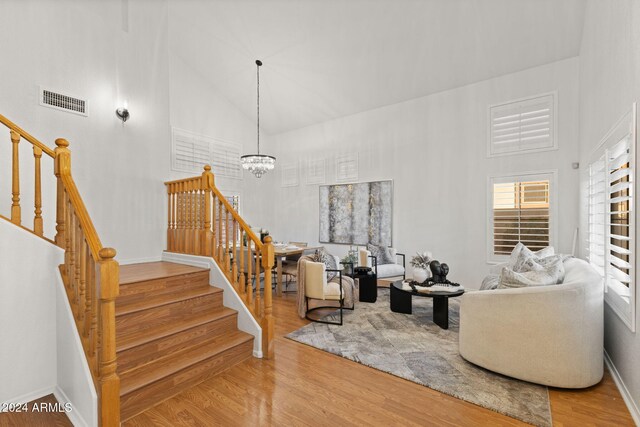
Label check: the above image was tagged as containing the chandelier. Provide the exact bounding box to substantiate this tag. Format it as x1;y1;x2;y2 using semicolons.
241;59;276;178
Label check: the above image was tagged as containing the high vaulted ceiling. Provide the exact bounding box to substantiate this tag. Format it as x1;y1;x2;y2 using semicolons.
168;0;586;135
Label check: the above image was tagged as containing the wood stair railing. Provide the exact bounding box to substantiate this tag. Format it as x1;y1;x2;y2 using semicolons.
165;165;275;358
0;115;120;427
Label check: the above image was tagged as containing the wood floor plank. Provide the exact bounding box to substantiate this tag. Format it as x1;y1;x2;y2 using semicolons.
124;293;635;427
0;394;72;427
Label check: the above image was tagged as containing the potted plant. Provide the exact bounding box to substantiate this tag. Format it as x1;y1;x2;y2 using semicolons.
410;252;433;283
341;251;357;275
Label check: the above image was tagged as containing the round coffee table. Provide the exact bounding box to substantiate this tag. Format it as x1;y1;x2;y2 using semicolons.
390;280;464;329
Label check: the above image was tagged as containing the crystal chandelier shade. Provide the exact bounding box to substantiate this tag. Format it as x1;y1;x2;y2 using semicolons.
241;59;276;178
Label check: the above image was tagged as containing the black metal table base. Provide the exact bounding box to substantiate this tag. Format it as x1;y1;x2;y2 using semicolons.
390;284;454;329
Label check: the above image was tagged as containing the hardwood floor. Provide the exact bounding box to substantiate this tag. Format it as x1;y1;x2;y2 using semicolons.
0;292;633;426
0;394;72;427
124;293;635;427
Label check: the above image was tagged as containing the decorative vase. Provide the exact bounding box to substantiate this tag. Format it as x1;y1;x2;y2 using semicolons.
413;267;429;284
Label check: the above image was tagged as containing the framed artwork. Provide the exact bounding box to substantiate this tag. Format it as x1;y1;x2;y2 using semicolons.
319;180;392;246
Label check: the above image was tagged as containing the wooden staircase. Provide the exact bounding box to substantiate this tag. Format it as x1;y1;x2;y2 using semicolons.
116;262;254;421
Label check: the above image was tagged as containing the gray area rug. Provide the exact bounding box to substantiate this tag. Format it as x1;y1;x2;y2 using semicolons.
286;289;551;427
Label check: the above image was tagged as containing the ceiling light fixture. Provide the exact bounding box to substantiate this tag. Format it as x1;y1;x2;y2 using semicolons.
241;60;275;178
116;100;130;123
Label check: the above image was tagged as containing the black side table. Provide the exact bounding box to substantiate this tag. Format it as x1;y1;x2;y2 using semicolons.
351;271;377;303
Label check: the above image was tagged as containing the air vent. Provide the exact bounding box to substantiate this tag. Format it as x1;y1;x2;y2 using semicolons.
39;87;88;116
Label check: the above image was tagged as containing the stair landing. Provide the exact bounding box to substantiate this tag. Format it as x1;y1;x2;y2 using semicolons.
119;261;208;285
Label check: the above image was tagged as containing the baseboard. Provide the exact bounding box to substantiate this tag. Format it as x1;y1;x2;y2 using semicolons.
53;386;88;427
1;385;55;408
253;350;263;358
118;255;163;265
604;349;640;425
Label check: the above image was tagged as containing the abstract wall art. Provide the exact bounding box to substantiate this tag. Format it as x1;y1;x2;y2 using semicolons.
319;180;393;246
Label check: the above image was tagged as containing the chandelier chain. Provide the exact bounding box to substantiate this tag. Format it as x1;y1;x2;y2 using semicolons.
257;61;260;155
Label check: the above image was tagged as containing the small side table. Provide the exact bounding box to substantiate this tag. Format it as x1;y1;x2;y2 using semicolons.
351;271;377;303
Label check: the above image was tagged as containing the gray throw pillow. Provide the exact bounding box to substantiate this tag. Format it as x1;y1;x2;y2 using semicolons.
311;249;338;281
367;243;395;265
480;274;500;290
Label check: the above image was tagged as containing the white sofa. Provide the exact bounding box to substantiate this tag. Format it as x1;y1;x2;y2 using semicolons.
358;247;405;279
459;257;604;388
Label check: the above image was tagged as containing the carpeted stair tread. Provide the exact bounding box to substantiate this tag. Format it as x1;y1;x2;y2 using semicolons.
116;286;222;316
116;307;237;352
119;329;253;396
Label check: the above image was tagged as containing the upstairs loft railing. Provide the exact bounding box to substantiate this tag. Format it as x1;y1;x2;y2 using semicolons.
0;114;120;427
165;166;275;358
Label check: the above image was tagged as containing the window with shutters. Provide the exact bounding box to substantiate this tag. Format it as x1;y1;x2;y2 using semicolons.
587;104;636;331
488;92;557;157
488;171;556;262
171;127;242;178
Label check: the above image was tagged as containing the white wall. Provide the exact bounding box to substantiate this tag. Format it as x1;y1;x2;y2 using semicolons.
55;272;97;427
0;0;171;264
258;57;580;287
578;0;640;420
0;220;60;404
167;0;269;227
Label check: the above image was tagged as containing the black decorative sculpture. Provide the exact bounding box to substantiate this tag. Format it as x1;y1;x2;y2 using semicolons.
430;260;449;283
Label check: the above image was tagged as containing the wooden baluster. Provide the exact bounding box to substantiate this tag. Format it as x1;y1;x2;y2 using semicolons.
83;243;92;357
211;194;217;258
75;219;84;327
246;240;253;308
69;208;77;318
96;248;120;427
178;185;184;253
193;183;200;254
89;254;98;377
217;199;223;261
167;184;172;251
10;130;21;224
239;230;246;297
261;236;275;359
224;207;233;283
254;241;261;317
185;182;191;253
33;146;43;235
54;139;70;247
232;219;238;288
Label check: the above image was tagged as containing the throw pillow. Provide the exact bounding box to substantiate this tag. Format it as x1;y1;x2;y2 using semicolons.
311;249;338;281
367;243;395;265
497;256;565;289
509;243;555;272
480;274;500;290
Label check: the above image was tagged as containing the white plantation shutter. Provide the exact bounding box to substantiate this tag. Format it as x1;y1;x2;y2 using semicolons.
588;104;636;332
210;142;242;179
489;93;557;156
490;174;553;258
172;129;210;173
172;128;242;178
588;156;606;278
605;136;633;297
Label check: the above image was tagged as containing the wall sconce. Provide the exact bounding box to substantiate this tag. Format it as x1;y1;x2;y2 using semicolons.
116;100;130;123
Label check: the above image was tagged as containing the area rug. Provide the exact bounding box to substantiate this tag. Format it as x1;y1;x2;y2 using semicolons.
286;289;551;427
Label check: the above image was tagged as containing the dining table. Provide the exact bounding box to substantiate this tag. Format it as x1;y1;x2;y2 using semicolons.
272;244;321;296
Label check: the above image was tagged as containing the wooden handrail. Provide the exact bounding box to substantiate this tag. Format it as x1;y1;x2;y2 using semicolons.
165;165;274;358
1;116;119;426
0;113;55;157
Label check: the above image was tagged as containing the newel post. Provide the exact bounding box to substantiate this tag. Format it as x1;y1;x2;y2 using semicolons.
97;247;120;427
261;236;275;359
54;138;71;247
202;165;215;256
